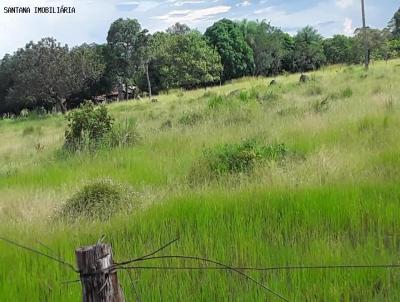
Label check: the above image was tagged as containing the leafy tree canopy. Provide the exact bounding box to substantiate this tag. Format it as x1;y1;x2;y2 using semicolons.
3;38;104;114
240;20;287;76
292;26;326;72
205;19;254;80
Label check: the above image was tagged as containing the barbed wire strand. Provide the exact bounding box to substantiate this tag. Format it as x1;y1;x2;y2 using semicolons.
0;236;78;273
117;263;400;271
116;237;180;266
36;240;63;260
61;279;81;285
117;255;290;302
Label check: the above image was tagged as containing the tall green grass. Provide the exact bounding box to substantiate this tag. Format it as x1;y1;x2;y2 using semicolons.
1;59;400;301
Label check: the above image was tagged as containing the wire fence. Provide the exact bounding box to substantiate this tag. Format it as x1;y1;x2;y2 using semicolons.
1;236;400;302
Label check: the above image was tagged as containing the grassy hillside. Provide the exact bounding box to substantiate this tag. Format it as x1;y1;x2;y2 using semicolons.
1;60;400;301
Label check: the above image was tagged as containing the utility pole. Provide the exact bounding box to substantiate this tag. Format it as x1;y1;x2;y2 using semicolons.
361;0;369;69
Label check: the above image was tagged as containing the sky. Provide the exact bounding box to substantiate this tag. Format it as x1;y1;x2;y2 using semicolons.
0;0;398;57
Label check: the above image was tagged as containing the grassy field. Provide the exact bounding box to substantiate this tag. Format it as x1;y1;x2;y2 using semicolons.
1;60;400;301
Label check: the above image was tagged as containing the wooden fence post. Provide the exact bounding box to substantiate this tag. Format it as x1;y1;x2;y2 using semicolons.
76;243;125;302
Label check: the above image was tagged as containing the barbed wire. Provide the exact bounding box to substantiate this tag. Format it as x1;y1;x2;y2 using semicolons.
117;263;400;271
0;236;78;272
117;254;290;301
2;235;400;302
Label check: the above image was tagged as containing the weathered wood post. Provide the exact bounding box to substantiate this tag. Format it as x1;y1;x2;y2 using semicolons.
76;243;125;302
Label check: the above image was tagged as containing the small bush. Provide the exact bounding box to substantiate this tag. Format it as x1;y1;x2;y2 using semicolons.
63;102;139;152
208;95;227;109
178;111;203;126
64;102;114;152
200;139;288;176
340;87;353;98
106;119;140;148
239;90;250;102
59;179;139;221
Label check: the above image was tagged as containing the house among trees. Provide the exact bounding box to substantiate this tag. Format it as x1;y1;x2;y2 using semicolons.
94;84;137;103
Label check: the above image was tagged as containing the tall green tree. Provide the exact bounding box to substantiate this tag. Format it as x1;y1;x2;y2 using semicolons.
354;27;392;60
0;54;17;114
146;31;222;91
205;19;254;80
240;20;286;76
106;18;147;100
388;8;400;38
293;26;326;72
4;38;104;114
166;23;191;35
323;35;355;64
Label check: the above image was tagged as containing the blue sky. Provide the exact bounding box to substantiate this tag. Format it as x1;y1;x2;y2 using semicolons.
0;0;398;57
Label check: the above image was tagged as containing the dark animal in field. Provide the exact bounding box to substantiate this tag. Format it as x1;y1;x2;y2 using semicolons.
269;80;277;86
151;98;158;103
299;74;309;83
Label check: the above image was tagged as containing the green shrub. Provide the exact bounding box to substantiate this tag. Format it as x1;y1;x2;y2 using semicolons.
106;119;140;148
239;90;250;102
59;179;139;221
202;139;287;175
64;102;114;152
178;111;203;126
208;95;228;109
340;87;353;98
238;87;262;102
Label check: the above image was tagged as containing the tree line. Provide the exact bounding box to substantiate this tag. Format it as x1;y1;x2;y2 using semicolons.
1;7;399;115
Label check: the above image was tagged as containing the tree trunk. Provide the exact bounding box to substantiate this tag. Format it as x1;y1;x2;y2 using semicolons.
145;62;152;99
59;98;67;114
125;79;129;101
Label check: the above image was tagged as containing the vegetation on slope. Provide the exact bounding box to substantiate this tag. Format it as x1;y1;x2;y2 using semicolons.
0;60;400;301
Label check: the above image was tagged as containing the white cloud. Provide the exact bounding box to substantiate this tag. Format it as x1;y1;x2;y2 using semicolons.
343;17;354;35
254;6;274;15
155;5;231;25
236;1;251;8
169;0;207;7
336;0;354;9
0;0;163;56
